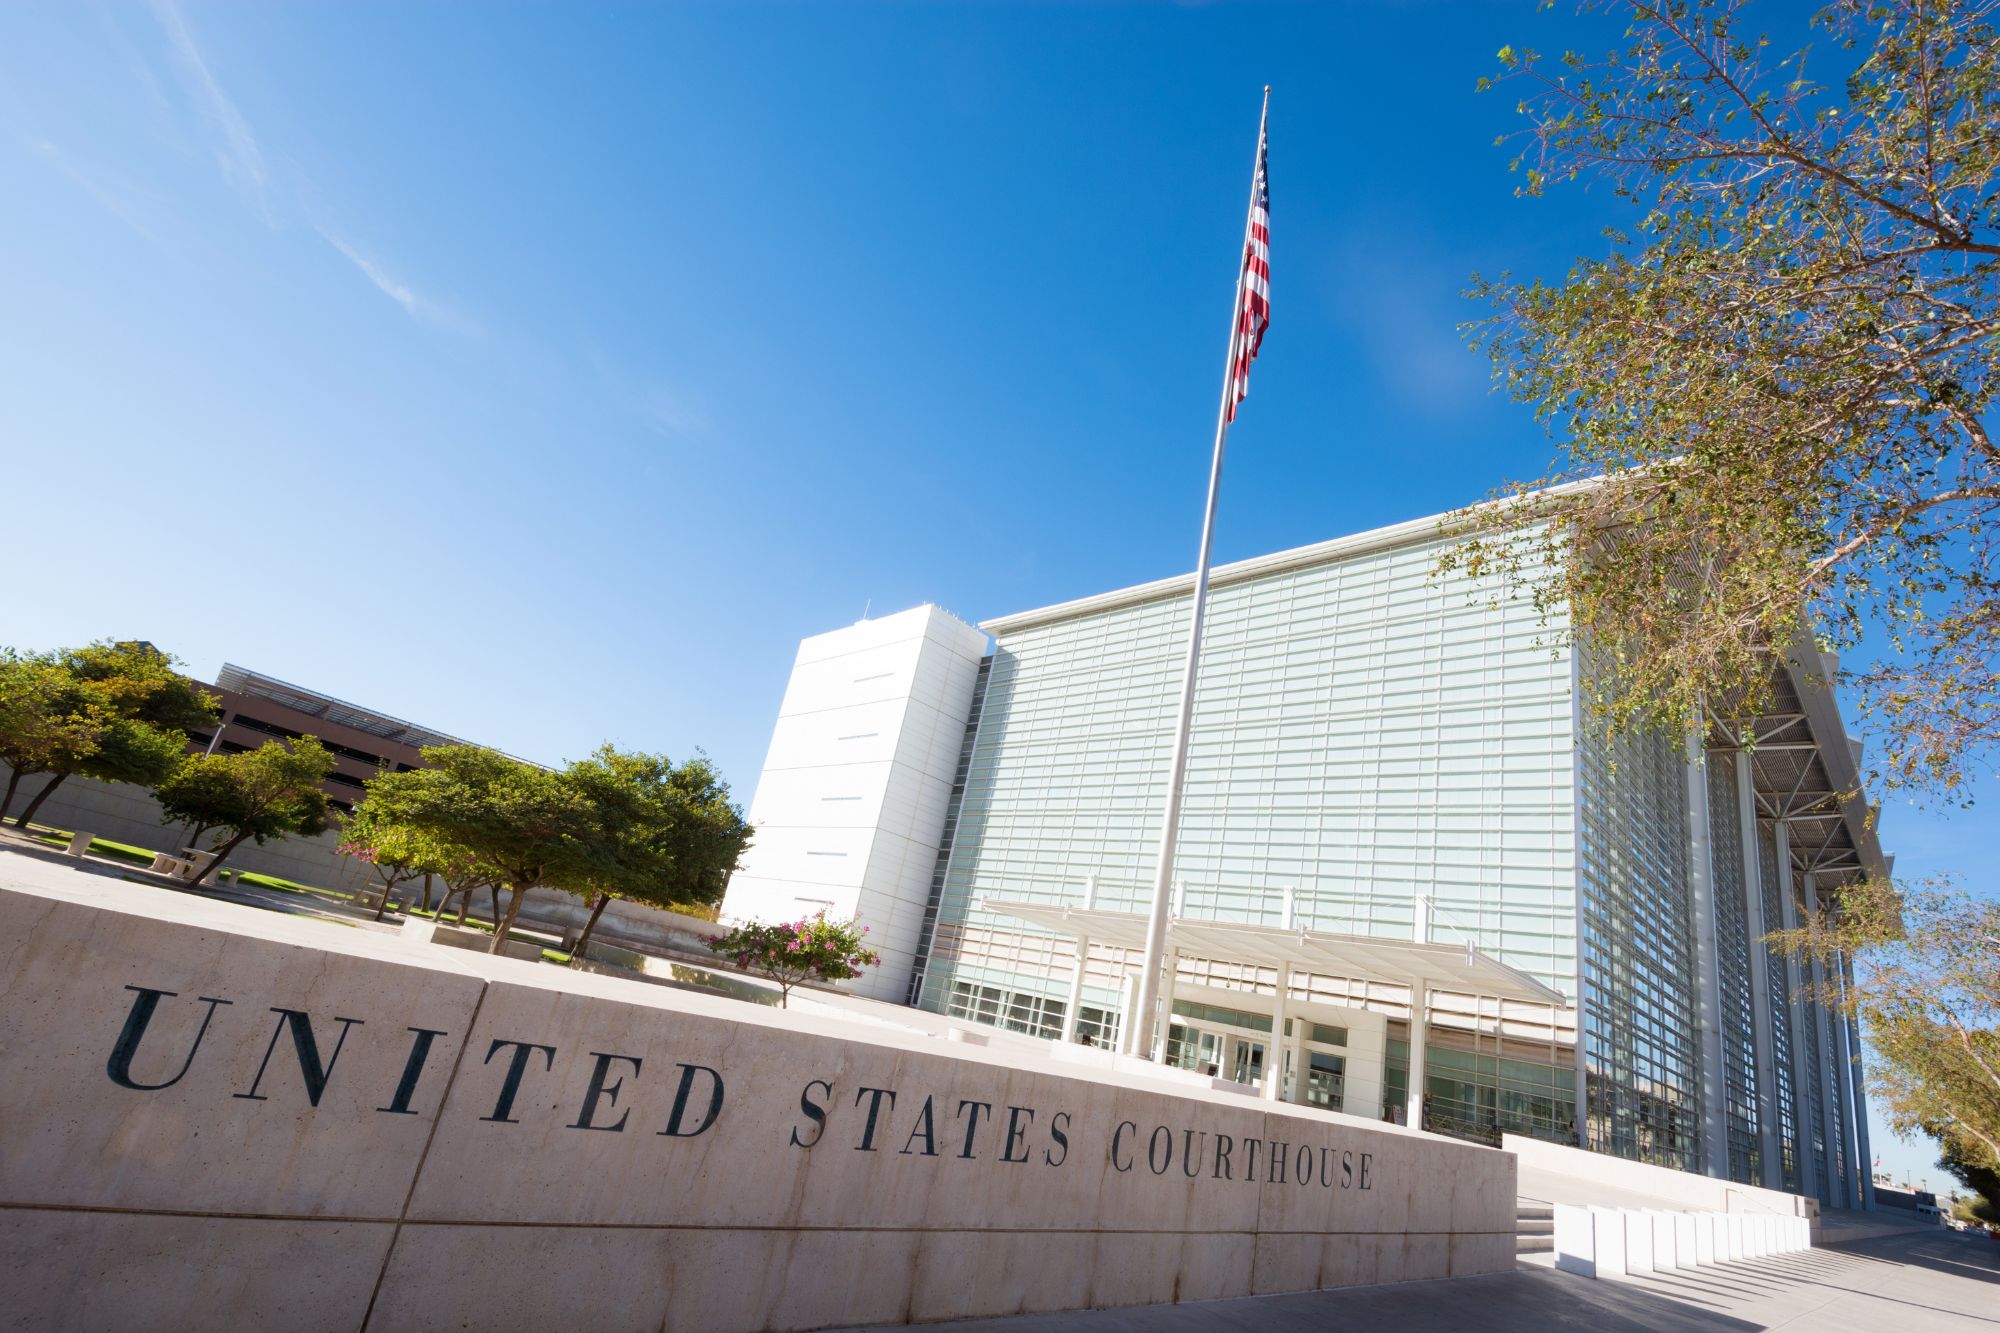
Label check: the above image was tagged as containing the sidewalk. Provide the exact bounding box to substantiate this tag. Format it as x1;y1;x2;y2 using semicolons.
836;1228;2000;1332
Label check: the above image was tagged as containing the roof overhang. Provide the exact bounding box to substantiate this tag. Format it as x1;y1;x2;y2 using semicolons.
984;900;1566;1006
979;480;1602;636
1715;629;1890;884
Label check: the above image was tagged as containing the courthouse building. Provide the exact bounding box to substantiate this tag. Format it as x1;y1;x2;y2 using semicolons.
722;505;1884;1212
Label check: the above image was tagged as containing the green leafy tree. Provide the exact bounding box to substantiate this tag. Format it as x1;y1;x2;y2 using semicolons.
561;747;753;964
11;641;220;828
153;738;335;885
358;745;595;954
707;913;879;1008
1451;0;2000;798
339;800;457;921
1770;878;2000;1172
1939;1133;2000;1225
0;651;108;822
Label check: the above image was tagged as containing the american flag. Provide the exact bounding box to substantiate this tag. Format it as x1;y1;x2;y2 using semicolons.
1226;112;1271;423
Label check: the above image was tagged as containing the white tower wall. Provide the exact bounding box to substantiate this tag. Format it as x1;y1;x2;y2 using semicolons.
722;605;987;1001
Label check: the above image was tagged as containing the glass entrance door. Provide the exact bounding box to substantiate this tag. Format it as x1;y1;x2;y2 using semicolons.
1302;1051;1347;1110
1167;1023;1222;1077
1228;1036;1266;1089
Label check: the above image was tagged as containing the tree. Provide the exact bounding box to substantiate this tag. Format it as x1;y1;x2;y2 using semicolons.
706;913;879;1008
560;747;753;964
357;746;595;954
1451;0;2000;798
339;801;455;921
1939;1132;2000;1225
11;641;220;829
437;851;505;927
153;738;335;885
1770;878;2000;1172
0;651;108;823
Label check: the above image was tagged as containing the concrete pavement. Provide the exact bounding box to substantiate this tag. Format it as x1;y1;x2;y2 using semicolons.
838;1227;2000;1331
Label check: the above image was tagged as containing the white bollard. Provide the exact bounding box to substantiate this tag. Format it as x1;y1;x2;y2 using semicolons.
1625;1208;1655;1274
1695;1212;1718;1265
1674;1212;1697;1269
1651;1211;1678;1270
65;830;92;857
1554;1204;1597;1277
1592;1207;1629;1278
1724;1213;1746;1261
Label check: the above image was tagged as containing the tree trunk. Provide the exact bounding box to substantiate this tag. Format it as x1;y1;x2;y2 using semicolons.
372;869;399;922
13;772;67;829
488;886;527;955
0;768;23;823
420;873;434;914
193;830;254;885
456;886;473;926
569;893;611;966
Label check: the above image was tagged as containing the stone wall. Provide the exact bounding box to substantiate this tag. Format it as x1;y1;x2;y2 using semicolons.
0;767;720;953
0;855;1517;1332
0;764;375;893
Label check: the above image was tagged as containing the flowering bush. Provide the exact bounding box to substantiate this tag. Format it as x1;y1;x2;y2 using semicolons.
707;913;879;1007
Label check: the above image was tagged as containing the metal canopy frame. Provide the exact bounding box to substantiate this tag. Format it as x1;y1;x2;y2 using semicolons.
983;900;1565;1006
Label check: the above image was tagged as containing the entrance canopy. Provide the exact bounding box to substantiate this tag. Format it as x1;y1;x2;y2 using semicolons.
984;900;1566;1006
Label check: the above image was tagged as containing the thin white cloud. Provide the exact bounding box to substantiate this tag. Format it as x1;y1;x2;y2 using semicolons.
586;348;705;439
149;0;268;219
635;383;704;438
28;139;166;247
315;226;473;332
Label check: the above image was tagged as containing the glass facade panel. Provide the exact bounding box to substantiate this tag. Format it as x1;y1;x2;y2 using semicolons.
916;532;1580;1021
1577;712;1701;1171
1706;756;1761;1183
1757;821;1800;1191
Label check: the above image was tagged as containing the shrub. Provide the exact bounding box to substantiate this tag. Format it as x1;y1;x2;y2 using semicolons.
706;913;879;1007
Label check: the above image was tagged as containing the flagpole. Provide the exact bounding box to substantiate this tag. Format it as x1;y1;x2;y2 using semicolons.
1128;86;1270;1061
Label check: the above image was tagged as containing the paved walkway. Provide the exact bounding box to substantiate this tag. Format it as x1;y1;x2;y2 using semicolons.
840;1228;2000;1332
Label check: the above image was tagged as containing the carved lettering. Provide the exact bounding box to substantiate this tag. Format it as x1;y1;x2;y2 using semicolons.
377;1027;448;1116
1111;1120;1136;1172
106;986;231;1091
1181;1129;1206;1178
568;1051;642;1132
954;1099;991;1159
1146;1125;1172;1175
1000;1105;1034;1164
480;1039;556;1123
791;1079;832;1148
1213;1132;1234;1180
1043;1111;1069;1167
899;1095;938;1157
854;1086;897;1151
233;1008;363;1107
660;1063;724;1138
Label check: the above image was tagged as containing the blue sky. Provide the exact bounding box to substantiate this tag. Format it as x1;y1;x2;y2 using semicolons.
0;1;1987;1194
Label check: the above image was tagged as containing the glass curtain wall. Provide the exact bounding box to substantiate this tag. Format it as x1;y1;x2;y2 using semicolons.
1757;822;1801;1191
916;532;1581;1023
1577;711;1703;1171
1705;755;1763;1184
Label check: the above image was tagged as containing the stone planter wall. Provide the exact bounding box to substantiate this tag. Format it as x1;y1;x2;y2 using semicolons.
0;856;1517;1332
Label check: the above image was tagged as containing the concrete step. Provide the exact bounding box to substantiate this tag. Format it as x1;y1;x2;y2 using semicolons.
1514;1234;1554;1253
1516;1217;1554;1235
